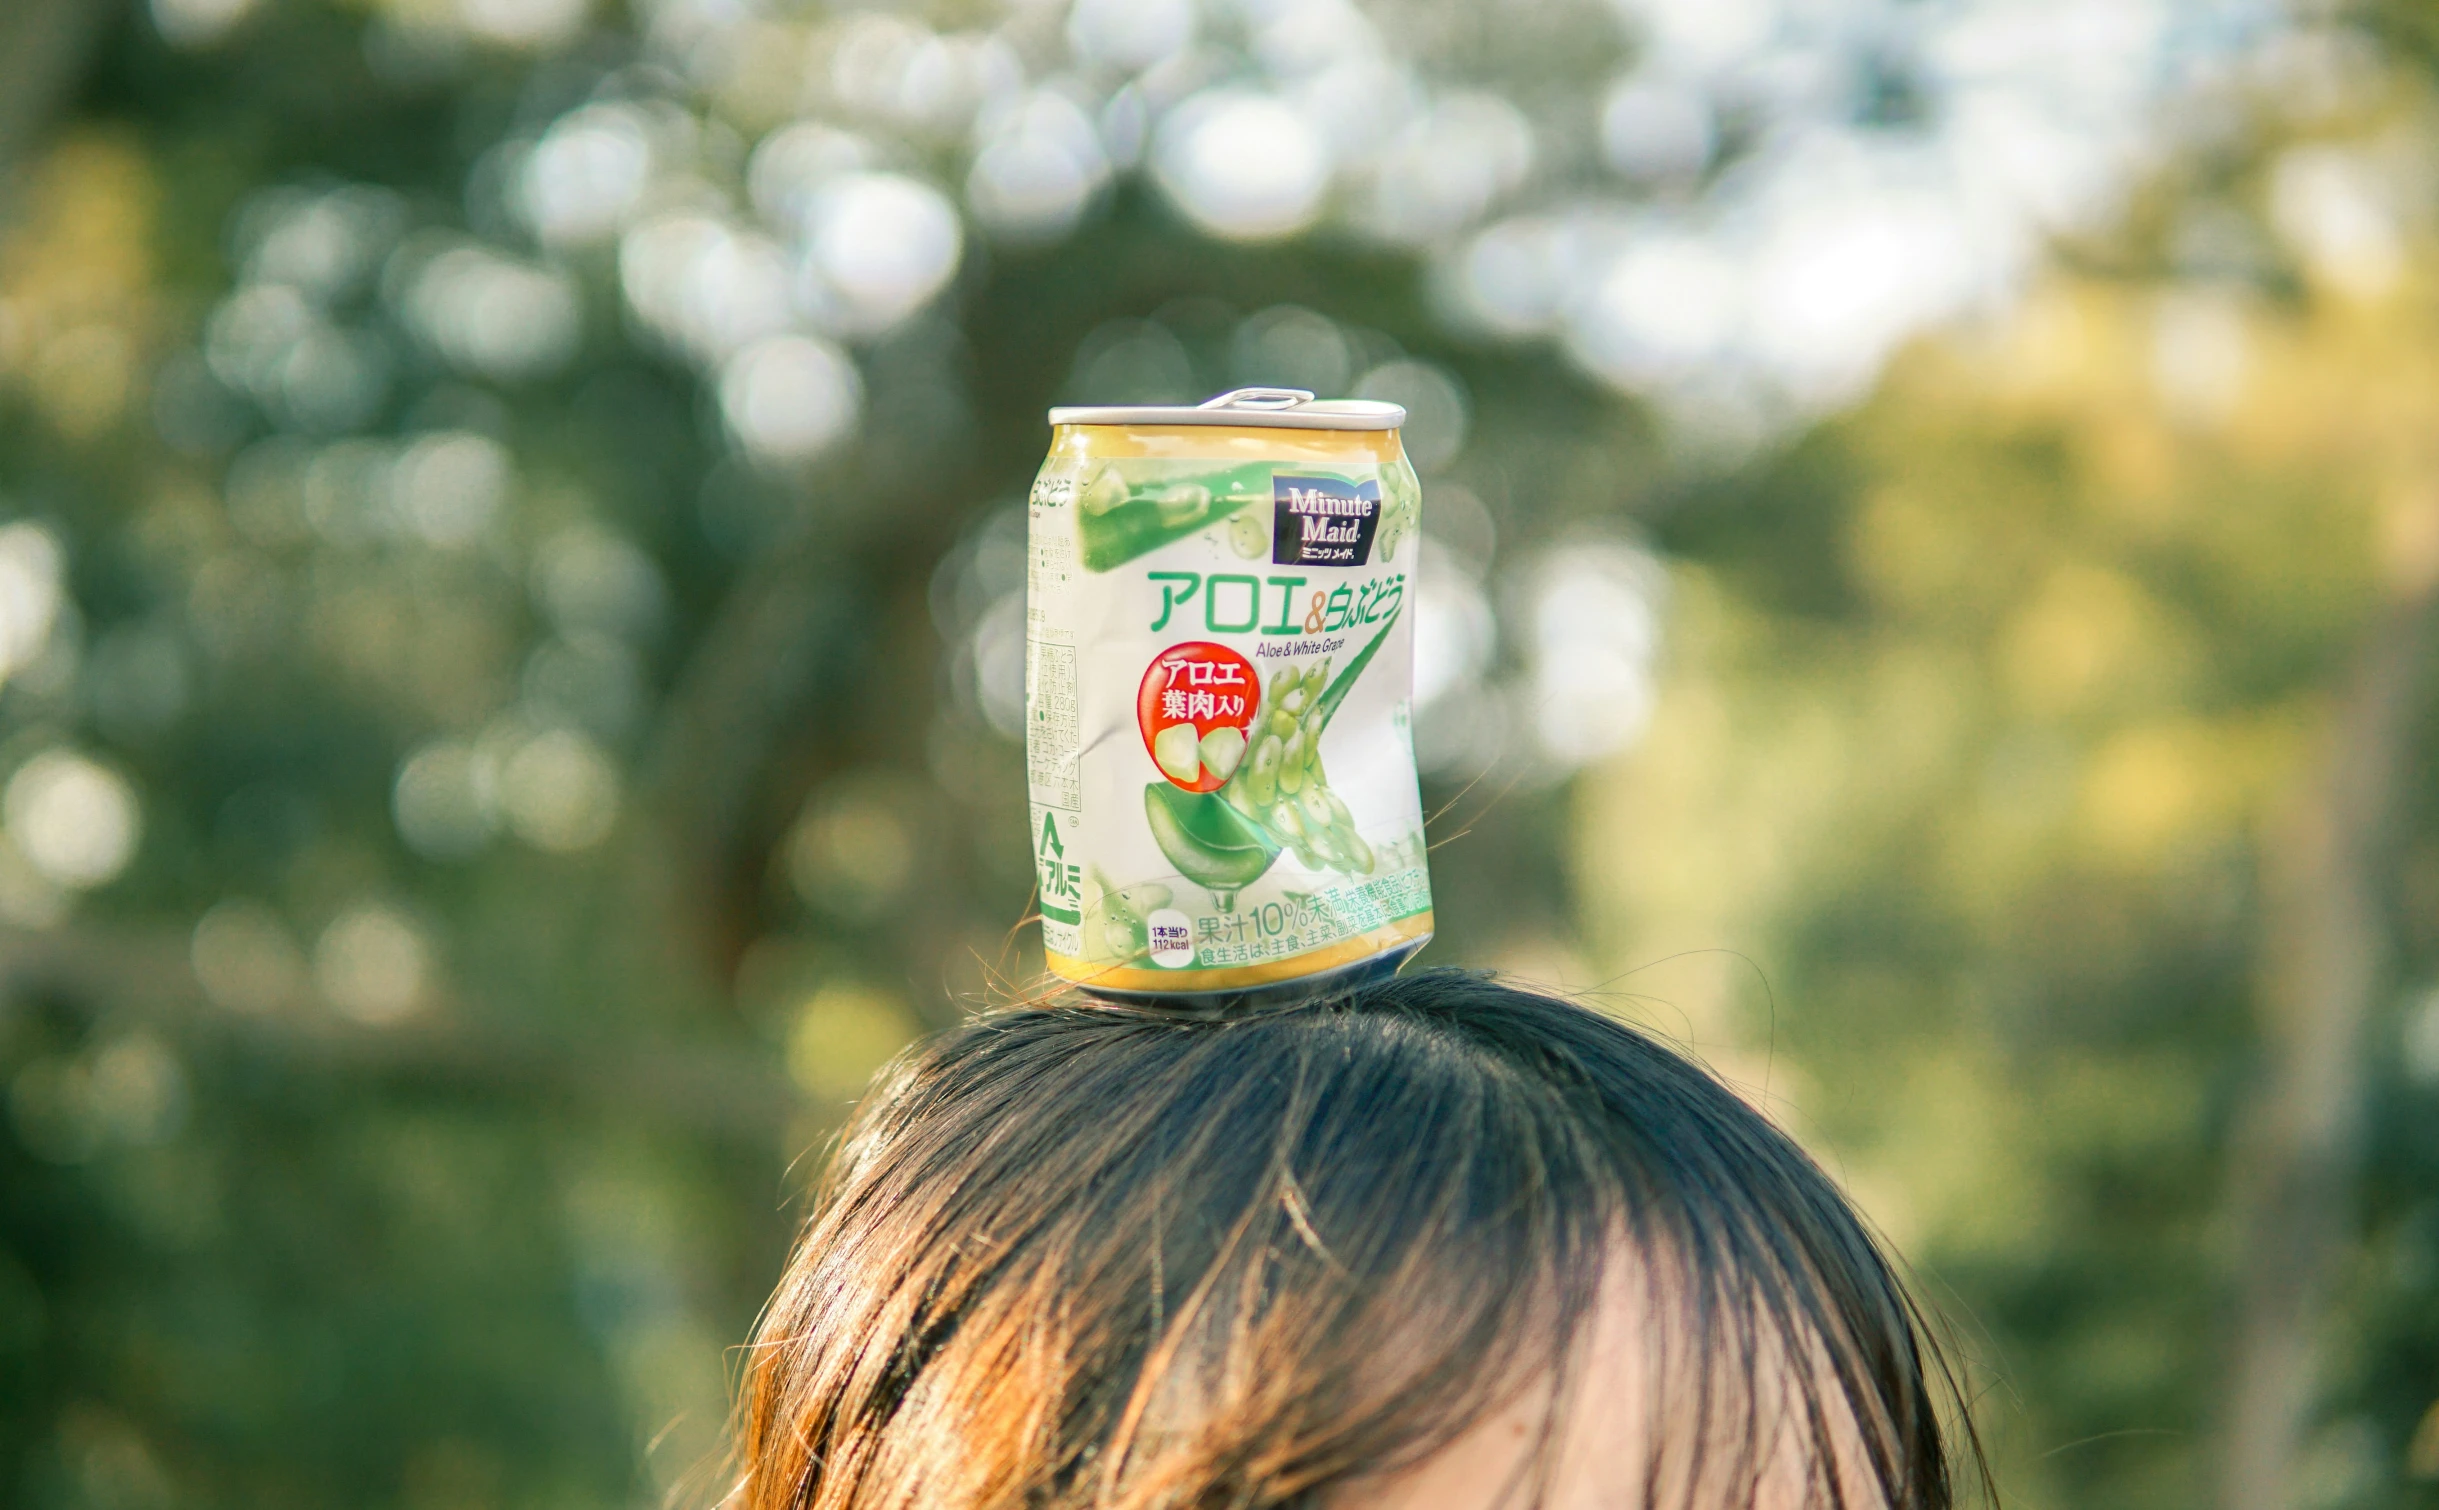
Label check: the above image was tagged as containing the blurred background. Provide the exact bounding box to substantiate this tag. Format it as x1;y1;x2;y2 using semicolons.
1;0;2436;1504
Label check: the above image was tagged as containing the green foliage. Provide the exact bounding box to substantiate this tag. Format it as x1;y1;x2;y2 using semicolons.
3;1;2438;1508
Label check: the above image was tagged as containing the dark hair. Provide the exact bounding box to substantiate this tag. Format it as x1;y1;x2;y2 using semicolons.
730;969;1986;1509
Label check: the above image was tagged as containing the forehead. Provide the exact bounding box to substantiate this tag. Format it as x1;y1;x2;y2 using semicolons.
1326;1252;1888;1510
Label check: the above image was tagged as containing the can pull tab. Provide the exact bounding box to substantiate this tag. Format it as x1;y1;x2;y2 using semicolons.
1197;387;1315;411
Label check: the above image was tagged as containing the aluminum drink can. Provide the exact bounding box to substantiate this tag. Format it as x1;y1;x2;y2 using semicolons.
1025;388;1434;1005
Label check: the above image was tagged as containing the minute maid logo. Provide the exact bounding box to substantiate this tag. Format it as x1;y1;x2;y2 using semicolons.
1271;474;1382;567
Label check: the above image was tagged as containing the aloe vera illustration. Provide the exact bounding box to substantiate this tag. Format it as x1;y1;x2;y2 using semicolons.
1143;783;1279;909
1144;600;1403;907
1073;461;1292;572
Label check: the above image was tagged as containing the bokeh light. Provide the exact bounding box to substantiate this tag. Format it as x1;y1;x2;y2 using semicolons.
748;122;874;233
150;0;257;47
10;1031;188;1163
1153;92;1330;242
719;335;863;463
1066;319;1195;404
1412;544;1494;720
0;523;64;689
191;899;311;1014
397;242;582;381
1230;305;1353;395
1358;93;1533;246
967;91;1110;245
787;776;919;925
390;431;511;548
3;751;139;891
313;904;431;1024
393;740;497;861
520;103;657;247
784;982;918;1102
1573;232;1742;388
1065;0;1192;72
532;524;667;643
457;0;588;52
1353;360;1468;472
620;212;791;362
1518;542;1666;768
496;728;621;852
1600;76;1716;182
2270;146;2404;301
969;591;1027;740
800;173;964;337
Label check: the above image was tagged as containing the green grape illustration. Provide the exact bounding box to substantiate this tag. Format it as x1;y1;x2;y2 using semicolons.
1078;872;1174;964
1143;619;1396;906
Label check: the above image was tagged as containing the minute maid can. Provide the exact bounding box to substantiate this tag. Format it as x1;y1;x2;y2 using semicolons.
1025;387;1434;1004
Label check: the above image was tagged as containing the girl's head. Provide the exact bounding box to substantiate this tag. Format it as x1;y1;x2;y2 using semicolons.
732;970;1981;1509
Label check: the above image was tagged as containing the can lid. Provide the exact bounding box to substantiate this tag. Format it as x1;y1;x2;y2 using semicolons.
1049;387;1406;431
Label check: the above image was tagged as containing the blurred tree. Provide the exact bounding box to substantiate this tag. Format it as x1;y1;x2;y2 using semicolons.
1579;31;2439;1505
0;1;1653;1503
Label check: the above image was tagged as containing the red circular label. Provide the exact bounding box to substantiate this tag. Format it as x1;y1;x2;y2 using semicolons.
1137;641;1261;792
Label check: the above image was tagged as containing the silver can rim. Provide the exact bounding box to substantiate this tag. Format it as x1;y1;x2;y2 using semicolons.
1049;386;1406;432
